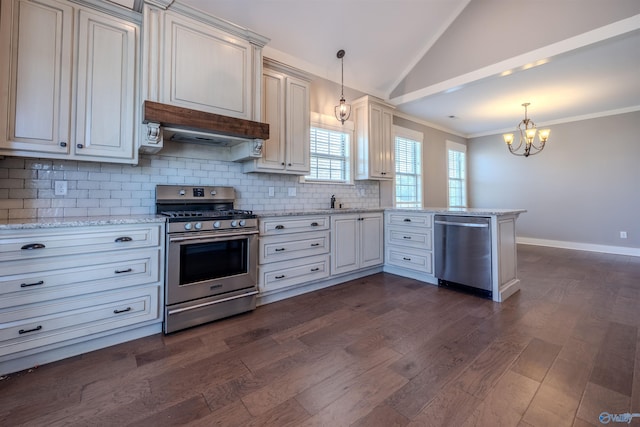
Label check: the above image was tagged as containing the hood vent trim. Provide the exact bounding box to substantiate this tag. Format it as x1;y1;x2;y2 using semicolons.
143;100;270;146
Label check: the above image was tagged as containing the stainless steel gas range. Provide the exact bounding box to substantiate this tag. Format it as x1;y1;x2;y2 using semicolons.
156;185;258;333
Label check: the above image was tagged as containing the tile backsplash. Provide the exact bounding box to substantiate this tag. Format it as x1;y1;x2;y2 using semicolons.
0;154;380;219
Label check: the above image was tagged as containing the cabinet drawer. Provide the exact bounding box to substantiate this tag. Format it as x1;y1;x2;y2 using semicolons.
386;247;433;274
259;254;329;293
0;249;161;309
260;216;329;235
387;225;432;250
0;224;162;261
0;285;161;357
259;231;329;264
386;213;432;228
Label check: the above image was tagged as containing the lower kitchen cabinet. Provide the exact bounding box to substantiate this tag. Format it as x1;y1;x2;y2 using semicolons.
331;212;384;275
258;215;330;297
0;221;165;375
383;211;435;281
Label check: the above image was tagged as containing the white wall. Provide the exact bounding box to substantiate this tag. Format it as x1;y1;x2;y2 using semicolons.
468;111;640;250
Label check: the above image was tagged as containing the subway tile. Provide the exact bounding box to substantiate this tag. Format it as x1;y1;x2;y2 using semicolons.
9;208;36;219
0;158;25;169
0;209;9;220
63;207;88;217
9;189;37;199
24;159;52;170
0;199;23;209
37;208;64;217
9;169;37;179
87;207;110;216
0;178;24;189
24;199;51;208
109;207;131;216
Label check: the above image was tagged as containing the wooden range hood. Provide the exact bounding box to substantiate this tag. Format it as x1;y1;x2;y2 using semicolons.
143;100;269;144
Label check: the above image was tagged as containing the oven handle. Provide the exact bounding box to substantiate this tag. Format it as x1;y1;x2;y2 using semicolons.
167;290;259;315
169;231;257;243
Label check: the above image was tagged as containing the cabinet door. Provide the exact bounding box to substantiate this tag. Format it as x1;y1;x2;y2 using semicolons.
162;12;252;119
0;0;73;155
360;214;384;268
369;104;394;179
380;107;395;178
331;215;359;275
284;75;310;173
258;69;286;171
74;9;136;161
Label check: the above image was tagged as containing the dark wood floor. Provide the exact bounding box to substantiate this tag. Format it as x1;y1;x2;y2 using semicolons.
1;244;639;426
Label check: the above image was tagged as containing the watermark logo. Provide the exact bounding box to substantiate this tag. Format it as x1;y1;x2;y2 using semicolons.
599;412;640;424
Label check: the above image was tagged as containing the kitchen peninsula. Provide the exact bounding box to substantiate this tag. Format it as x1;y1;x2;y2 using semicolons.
383;207;526;303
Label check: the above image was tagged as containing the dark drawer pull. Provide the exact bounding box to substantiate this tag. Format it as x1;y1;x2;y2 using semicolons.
275;248;286;252
19;325;42;335
115;236;133;243
113;307;132;314
310;243;320;247
275;225;285;230
20;280;44;288
403;257;412;261
310;267;320;272
403;236;412;239
115;268;133;274
310;222;319;226
275;275;285;279
403;218;411;222
21;243;45;250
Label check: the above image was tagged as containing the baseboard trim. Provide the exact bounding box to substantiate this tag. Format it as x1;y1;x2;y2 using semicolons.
517;237;640;257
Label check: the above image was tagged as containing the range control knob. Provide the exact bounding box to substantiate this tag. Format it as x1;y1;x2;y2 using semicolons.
179;189;186;196
239;220;246;227
194;222;202;230
212;221;221;229
231;220;238;227
184;223;192;230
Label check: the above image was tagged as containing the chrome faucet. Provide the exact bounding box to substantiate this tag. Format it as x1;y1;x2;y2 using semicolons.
330;195;336;209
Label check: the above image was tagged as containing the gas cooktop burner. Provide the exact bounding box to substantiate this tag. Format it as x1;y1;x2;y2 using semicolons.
161;209;255;219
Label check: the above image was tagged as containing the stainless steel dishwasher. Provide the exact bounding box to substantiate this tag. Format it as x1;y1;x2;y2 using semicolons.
434;215;492;298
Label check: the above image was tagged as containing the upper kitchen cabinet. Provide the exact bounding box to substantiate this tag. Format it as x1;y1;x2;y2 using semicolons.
141;2;268;121
353;96;395;180
0;0;140;164
243;58;310;175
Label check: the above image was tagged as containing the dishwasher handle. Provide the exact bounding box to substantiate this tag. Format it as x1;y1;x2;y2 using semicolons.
434;220;489;228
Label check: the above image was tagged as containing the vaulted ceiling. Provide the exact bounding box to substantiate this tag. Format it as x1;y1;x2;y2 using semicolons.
157;1;640;137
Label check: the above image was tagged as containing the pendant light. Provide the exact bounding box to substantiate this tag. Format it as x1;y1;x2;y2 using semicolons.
334;49;351;124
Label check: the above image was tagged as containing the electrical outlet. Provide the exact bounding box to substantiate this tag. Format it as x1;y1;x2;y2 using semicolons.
288;187;296;197
268;187;275;197
54;180;67;196
620;231;628;239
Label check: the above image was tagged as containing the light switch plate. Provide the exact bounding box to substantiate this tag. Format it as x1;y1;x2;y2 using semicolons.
288;187;296;197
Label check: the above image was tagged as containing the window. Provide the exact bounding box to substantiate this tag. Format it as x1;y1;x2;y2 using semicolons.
394;127;423;207
447;141;467;207
305;113;352;183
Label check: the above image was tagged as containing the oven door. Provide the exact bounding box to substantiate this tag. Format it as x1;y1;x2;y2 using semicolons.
166;230;258;305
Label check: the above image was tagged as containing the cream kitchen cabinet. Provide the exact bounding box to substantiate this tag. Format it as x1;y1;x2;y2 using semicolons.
384;211;434;277
244;58;311;174
0;0;139;164
0;222;165;375
258;215;330;297
141;2;268;121
352;96;395;180
330;212;384;275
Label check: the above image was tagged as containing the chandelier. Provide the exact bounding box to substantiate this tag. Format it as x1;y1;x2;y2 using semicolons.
334;49;351;124
502;103;550;157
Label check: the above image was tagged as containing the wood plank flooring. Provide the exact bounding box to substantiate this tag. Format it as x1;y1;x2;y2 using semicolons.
1;244;639;426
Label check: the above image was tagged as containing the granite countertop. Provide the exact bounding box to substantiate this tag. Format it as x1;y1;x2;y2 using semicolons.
387;207;527;216
256;207;385;217
0;207;526;230
0;215;166;230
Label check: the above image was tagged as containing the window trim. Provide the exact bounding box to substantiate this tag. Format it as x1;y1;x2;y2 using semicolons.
301;112;354;185
446;140;467;208
393;125;424;208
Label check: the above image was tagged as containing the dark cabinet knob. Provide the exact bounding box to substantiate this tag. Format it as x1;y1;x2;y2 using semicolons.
59;142;67;147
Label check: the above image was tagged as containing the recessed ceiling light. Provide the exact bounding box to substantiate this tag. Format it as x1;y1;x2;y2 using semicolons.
448;115;457;119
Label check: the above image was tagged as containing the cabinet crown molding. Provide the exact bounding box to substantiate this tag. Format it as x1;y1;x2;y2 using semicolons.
154;0;270;47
